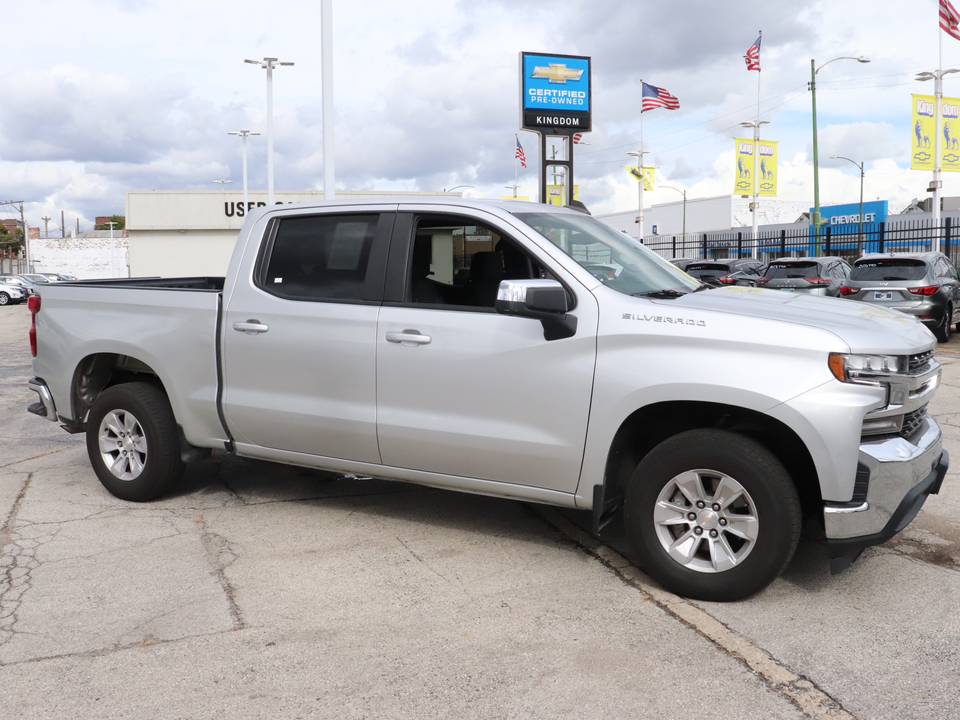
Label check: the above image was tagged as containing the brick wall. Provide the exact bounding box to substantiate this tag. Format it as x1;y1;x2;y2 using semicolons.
30;236;130;279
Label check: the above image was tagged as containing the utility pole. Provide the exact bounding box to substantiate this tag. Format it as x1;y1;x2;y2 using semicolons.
42;216;51;238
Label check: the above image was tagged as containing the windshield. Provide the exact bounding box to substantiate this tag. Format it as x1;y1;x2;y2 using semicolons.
850;259;927;281
764;261;819;279
512;211;700;297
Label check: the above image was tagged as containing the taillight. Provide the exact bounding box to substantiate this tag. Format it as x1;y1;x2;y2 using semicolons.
908;285;938;296
28;295;40;357
757;277;770;285
804;277;832;285
839;286;859;296
717;274;737;285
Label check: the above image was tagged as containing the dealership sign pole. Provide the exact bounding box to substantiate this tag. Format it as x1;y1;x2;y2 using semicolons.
520;52;591;207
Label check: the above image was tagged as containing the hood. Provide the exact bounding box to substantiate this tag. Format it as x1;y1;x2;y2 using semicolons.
658;286;935;354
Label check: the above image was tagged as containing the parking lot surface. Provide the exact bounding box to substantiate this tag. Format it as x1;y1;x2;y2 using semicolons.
1;304;958;719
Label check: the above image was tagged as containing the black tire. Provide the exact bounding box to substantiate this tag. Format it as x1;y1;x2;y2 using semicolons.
935;304;953;343
0;292;9;306
624;429;801;602
85;382;185;502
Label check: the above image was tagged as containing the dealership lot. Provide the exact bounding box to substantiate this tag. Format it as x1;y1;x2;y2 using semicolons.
1;304;958;719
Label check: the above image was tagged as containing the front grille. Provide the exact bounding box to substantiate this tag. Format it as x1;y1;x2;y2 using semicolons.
908;350;934;374
901;405;927;438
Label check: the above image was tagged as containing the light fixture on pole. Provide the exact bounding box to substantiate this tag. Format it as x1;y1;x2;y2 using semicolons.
245;57;295;205
740;119;770;259
228;130;260;212
916;67;960;250
810;55;870;255
831;155;865;256
212;179;234;187
443;185;474;193
627;150;647;240
660;185;687;239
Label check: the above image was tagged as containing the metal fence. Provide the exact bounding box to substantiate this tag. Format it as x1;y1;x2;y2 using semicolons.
1;257;26;275
644;218;960;267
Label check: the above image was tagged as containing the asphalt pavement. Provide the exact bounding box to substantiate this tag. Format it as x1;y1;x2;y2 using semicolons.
0;303;958;719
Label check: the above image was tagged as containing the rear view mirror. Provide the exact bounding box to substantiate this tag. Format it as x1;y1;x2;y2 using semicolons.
495;279;577;340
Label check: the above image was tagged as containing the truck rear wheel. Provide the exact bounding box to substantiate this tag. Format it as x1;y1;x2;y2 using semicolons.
624;429;801;602
85;382;185;502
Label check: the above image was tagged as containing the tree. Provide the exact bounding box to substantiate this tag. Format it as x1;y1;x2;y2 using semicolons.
0;224;23;254
94;215;126;231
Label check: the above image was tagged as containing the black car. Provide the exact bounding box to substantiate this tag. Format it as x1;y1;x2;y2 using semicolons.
839;252;960;342
683;259;764;287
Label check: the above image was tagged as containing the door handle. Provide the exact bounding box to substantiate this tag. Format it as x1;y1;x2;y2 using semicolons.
385;330;432;346
233;320;269;335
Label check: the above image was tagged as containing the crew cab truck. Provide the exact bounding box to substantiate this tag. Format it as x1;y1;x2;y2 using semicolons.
26;199;949;601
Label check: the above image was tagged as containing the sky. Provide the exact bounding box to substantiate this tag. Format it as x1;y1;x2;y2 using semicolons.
3;0;960;233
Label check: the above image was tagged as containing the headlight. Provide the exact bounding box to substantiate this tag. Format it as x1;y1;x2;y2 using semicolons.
829;353;905;383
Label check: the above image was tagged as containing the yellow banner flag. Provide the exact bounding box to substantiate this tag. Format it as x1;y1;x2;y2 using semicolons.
546;185;579;206
942;97;960;172
734;138;755;195
912;94;936;171
625;166;654;191
757;140;778;197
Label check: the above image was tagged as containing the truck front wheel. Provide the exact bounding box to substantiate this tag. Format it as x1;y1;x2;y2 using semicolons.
85;382;185;502
624;429;801;602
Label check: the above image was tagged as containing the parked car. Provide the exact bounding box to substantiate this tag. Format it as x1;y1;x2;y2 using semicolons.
25;199;948;602
757;256;851;297
0;279;26;305
684;259;765;287
19;273;53;284
669;258;698;272
0;275;43;297
839;252;960;342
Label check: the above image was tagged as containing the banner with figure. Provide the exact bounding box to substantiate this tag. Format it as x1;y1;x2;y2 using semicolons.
625;166;654;191
734;138;755;195
912;94;936;171
734;139;777;196
757;140;778;197
942;96;960;172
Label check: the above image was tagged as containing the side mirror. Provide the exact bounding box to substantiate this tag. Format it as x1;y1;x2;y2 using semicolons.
495;279;577;340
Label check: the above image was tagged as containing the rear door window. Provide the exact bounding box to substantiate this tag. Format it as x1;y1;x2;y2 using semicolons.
764;262;819;279
257;213;388;302
849;259;927;282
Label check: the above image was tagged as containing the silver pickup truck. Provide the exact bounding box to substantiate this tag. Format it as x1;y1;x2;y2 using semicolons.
26;199;948;601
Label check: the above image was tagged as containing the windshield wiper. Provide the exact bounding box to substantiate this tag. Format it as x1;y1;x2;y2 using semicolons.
634;289;689;299
692;283;714;292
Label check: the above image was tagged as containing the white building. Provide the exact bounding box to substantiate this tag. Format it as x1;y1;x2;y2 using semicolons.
598;194;811;241
126;190;462;278
30;230;129;279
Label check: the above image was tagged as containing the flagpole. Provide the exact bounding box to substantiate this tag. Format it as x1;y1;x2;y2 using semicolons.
935;14;944;248
515;135;519;198
752;30;761;260
639;98;645;242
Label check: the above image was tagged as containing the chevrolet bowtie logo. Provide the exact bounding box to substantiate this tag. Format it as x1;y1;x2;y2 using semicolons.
532;64;584;84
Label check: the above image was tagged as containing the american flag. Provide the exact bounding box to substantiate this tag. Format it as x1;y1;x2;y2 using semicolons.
515;136;527;168
573;133;583;144
942;0;960;41
744;33;761;71
641;82;680;112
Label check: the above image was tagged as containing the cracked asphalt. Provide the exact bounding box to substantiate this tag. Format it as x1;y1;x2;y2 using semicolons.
1;304;959;719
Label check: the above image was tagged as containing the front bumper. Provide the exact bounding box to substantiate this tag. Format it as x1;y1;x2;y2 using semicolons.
824;416;947;573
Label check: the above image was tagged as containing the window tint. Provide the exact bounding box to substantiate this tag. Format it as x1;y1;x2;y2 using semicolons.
407;214;548;308
849;259;927;282
763;262;819;279
261;214;379;301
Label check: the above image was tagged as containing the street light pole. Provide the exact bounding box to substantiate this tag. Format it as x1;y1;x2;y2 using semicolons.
831;155;865;256
661;185;687;239
740;119;770;259
916;67;960;251
245;57;294;205
228;130;260;212
810;55;870;255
